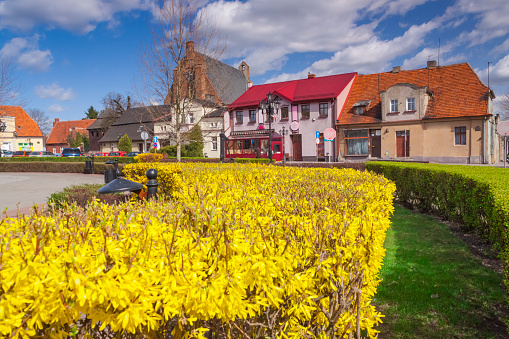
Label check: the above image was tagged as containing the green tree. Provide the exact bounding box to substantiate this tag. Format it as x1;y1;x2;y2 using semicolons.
184;124;204;157
85;106;99;119
118;133;132;153
68;132;89;151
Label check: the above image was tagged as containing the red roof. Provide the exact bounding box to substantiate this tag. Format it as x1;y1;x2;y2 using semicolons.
46;119;96;145
0;106;43;137
229;73;357;109
337;63;491;125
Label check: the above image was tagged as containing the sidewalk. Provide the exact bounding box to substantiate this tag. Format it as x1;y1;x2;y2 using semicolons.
0;172;104;218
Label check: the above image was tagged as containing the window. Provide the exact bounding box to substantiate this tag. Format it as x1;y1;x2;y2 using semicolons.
281;106;289;120
212;137;218;150
319;103;328;117
355;106;365;114
455;126;466;145
249;110;257;123
236;111;243;124
209;122;218;128
345;129;369;155
390;99;398;112
406;98;415;111
301;104;310;119
205;94;215;102
110;143;114;151
189;113;194;124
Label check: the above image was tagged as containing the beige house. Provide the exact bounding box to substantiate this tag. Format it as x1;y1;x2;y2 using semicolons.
0;106;44;152
336;62;499;164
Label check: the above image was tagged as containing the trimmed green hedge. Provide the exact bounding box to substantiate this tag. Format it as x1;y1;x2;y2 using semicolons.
0;157;134;164
0;162;124;173
366;161;509;285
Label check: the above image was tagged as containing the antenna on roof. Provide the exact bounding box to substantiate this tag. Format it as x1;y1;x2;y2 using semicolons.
438;38;440;67
488;62;492;89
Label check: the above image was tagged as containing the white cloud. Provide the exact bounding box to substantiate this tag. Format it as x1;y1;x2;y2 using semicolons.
265;19;440;83
47;104;64;114
478;54;509;86
0;0;152;34
35;83;75;101
450;0;509;46
202;0;439;76
0;35;52;72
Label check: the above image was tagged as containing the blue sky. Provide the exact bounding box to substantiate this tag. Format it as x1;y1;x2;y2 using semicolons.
1;0;509;122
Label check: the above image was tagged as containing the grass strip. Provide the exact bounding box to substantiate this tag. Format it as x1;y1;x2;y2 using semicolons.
374;205;507;338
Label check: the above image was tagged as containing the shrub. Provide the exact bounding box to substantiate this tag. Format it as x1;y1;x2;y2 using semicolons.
134;153;164;163
234;158;270;164
118;133;132;154
1;164;395;338
47;183;129;210
366;161;509;304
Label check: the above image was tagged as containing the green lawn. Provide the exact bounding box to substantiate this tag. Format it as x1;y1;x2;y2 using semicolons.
374;206;508;338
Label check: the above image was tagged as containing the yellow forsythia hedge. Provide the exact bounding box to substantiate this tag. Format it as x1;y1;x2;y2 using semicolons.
0;163;395;338
133;153;164;163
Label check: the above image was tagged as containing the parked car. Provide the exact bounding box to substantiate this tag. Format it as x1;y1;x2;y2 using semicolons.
127;151;141;157
54;153;62;157
108;151;126;157
61;148;82;157
12;151;30;157
29;151;56;157
94;152;109;157
1;150;13;157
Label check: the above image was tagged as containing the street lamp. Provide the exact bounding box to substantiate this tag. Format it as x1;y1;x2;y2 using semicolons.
279;125;288;164
259;91;280;162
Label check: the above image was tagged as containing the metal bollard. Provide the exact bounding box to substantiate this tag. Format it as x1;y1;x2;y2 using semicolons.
146;168;159;200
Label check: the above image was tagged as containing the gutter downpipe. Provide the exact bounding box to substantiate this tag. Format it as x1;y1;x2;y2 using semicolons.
482;116;486;164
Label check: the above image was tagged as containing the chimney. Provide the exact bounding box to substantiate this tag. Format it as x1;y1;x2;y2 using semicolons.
53;118;59;127
186;41;195;55
427;60;437;70
392;66;401;73
308;73;316;79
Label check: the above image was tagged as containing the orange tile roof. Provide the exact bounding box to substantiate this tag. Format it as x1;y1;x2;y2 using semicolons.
46;119;96;145
0;106;43;137
337;63;491;125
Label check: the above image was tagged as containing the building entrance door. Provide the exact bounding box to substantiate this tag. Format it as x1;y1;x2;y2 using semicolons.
370;130;381;158
396;130;410;157
291;134;303;161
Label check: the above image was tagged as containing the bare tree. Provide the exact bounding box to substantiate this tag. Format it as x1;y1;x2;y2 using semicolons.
27;108;52;136
499;90;509;120
135;0;226;161
0;57;25;106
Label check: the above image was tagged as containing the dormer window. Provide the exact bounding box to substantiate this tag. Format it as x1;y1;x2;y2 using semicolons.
390;99;399;112
406;98;415;111
353;100;371;115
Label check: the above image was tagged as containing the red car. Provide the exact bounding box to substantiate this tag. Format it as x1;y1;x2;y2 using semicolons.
94;152;109;157
108;151;126;157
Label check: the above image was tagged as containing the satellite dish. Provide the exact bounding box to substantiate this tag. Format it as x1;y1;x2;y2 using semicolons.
290;121;299;131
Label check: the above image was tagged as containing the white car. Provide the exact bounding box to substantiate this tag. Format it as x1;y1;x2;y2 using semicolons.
29;151;57;157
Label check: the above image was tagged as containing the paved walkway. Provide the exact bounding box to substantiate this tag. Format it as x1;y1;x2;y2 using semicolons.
0;172;104;218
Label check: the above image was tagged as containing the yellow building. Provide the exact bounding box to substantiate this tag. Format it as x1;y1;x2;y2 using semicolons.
0;106;44;152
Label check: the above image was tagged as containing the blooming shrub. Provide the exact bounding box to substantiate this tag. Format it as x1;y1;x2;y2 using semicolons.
0;163;395;338
134;153;164;163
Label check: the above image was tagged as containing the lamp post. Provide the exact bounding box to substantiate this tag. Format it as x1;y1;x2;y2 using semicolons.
259;91;280;162
279;125;288;164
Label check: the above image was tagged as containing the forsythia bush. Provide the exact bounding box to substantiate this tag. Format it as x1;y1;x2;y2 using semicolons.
134;153;164;163
122;162;183;198
0;163;395;338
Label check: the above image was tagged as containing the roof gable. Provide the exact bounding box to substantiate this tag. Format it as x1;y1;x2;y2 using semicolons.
337;63;490;125
0;106;43;137
46;119;96;144
228;73;357;110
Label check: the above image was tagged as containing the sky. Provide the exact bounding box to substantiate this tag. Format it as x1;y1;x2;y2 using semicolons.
1;0;509;122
